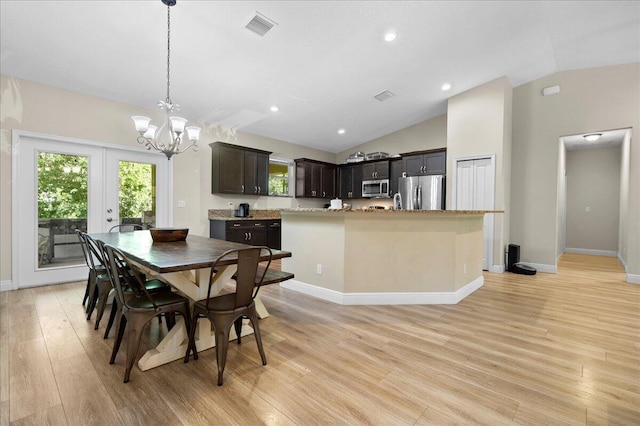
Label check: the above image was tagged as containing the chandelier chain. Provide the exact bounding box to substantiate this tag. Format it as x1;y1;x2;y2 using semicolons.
166;4;171;105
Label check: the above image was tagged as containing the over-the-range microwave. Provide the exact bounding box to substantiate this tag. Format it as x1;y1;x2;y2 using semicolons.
362;179;390;198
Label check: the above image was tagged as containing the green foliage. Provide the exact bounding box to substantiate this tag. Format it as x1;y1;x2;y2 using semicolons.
119;161;154;219
37;153;155;220
38;152;88;219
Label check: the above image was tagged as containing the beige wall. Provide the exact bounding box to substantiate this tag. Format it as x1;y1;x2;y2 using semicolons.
565;146;621;252
0;75;332;282
619;131;631;264
334;114;447;164
512;63;639;275
446;76;513;270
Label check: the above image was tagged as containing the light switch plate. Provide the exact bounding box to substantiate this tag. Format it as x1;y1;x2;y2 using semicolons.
178;200;186;208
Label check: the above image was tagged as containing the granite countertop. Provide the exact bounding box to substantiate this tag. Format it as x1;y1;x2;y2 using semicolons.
208;209;282;221
280;208;503;214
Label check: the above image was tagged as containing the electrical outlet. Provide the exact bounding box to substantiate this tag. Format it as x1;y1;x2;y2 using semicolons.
178;200;186;208
316;264;323;275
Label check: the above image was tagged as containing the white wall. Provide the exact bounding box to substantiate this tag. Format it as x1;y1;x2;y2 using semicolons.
446;76;513;270
565;146;621;253
511;63;639;276
335;114;447;163
0;75;332;282
618;130;631;267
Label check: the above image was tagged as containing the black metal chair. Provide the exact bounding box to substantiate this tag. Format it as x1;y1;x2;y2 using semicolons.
76;229;105;307
104;244;192;383
184;246;272;386
109;224;143;233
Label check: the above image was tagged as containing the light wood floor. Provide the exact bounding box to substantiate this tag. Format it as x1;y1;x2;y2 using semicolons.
1;254;638;425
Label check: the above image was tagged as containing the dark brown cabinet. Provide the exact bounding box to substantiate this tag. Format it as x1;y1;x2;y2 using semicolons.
210;219;282;248
389;159;403;196
295;159;336;198
210;142;271;195
338;164;363;199
362;160;389;180
402;149;446;176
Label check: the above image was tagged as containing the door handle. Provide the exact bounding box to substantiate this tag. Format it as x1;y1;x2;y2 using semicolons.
107;208;113;213
107;218;113;222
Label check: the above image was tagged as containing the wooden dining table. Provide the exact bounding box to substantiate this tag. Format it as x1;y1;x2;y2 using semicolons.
90;230;292;371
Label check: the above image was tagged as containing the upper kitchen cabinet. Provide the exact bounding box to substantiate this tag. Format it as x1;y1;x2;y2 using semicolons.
402;148;446;176
338;163;363;199
295;159;336;198
210;142;271;195
362;160;389;180
389;159;403;196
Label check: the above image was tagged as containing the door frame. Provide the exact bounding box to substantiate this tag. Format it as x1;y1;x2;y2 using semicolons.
452;154;496;271
11;130;173;290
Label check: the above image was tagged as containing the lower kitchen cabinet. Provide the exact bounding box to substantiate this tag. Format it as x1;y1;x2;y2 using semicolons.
210;219;281;249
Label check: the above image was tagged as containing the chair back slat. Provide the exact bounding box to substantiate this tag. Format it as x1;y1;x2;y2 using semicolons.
75;229;91;269
104;244;159;310
205;246;272;311
83;233;106;270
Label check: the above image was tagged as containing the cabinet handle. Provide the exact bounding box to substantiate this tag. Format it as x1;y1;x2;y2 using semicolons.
244;232;248;240
241;184;245;192
248;232;252;240
233;224;241;227
258;186;261;193
323;191;326;197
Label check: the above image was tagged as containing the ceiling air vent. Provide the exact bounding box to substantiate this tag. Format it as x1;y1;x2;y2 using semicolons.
245;12;277;37
374;90;395;102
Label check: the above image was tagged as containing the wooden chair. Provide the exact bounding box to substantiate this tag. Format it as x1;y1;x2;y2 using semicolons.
104;244;192;383
184;246;272;386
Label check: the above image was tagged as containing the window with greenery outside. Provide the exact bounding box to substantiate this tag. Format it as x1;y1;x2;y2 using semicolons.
268;161;290;196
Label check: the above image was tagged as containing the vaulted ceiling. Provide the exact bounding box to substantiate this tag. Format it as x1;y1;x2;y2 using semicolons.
1;1;638;152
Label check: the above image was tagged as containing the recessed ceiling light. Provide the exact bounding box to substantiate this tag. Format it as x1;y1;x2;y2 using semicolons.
584;133;602;142
338;129;346;135
384;32;397;42
270;105;279;112
441;83;452;91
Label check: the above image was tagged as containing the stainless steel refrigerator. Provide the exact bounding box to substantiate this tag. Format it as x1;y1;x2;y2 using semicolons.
395;175;445;210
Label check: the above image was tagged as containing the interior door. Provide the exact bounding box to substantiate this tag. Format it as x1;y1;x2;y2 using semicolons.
456;158;494;270
13;133;170;288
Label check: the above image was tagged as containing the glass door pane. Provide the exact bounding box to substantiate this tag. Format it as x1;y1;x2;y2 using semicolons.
117;161;156;230
37;152;88;269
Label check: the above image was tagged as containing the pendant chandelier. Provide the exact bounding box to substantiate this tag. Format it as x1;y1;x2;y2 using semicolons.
131;0;200;160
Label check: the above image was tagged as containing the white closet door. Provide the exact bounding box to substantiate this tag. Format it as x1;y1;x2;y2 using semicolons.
456;158;494;270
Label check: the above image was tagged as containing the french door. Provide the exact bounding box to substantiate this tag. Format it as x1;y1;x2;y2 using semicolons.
13;132;171;288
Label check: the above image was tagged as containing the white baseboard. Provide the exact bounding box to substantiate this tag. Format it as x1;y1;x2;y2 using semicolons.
489;265;505;273
0;280;16;292
617;254;628;272
523;263;557;274
627;274;640;285
565;248;617;257
280;277;484;305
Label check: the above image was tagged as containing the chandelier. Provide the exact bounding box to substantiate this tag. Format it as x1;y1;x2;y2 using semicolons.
131;0;200;160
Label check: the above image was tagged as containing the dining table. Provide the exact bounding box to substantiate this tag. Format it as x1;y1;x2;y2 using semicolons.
90;230;292;371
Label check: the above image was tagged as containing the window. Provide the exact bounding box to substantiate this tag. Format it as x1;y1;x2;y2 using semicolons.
268;158;293;196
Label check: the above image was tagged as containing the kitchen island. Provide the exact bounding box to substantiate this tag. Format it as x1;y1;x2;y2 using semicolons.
280;208;499;305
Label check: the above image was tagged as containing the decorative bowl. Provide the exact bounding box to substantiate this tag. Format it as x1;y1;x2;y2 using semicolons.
150;228;189;242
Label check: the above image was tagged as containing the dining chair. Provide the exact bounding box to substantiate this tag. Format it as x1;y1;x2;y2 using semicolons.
81;233;112;326
76;229;104;307
184;246;272;386
104;244;192;383
109;224;143;233
94;238;171;339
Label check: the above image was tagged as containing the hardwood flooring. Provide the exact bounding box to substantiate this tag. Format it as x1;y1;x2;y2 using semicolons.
0;253;638;425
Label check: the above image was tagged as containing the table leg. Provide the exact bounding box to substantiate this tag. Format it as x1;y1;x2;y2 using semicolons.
137;317;254;371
